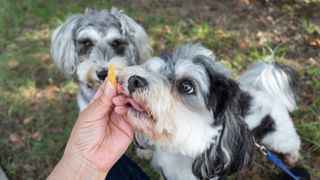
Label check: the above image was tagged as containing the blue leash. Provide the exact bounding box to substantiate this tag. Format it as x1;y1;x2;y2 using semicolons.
255;143;300;180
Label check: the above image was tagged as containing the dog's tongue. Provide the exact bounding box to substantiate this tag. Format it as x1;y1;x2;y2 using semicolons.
127;98;144;112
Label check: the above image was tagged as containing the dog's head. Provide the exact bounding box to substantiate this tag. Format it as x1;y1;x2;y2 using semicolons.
51;8;152;87
118;44;254;179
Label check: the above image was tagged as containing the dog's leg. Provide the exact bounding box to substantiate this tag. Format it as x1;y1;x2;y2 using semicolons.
136;148;153;160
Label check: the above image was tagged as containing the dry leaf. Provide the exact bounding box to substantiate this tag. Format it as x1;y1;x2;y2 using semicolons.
9;133;21;144
19;130;31;137
32;131;41;141
266;16;274;22
243;0;251;5
35;85;59;100
163;25;172;34
23;164;34;171
257;31;268;45
23;115;35;124
309;39;320;49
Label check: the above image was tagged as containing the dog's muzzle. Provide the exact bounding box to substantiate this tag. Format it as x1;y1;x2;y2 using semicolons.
97;69;108;81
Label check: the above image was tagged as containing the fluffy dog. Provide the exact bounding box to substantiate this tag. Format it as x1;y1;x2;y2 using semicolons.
239;61;301;164
117;44;301;179
51;8;152;111
118;44;254;179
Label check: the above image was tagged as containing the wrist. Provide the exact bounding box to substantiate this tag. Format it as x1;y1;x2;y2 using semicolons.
48;151;108;180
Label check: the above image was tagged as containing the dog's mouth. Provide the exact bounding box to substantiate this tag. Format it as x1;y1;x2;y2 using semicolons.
118;76;154;121
121;94;155;121
117;80;145;113
123;97;144;112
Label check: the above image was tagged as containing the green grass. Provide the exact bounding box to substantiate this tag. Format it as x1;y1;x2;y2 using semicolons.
147;21;237;50
301;18;320;35
295;65;320;149
249;45;289;63
0;0;319;179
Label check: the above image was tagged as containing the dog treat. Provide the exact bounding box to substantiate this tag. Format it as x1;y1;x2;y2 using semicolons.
107;64;117;86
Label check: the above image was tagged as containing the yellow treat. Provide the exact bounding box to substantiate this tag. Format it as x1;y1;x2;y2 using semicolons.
107;64;117;86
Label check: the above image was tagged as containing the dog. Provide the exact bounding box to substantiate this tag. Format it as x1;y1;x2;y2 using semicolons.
51;8;152;111
117;43;302;179
118;44;254;179
239;61;301;165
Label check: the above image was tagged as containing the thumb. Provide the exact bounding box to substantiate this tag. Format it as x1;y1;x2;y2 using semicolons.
80;82;117;121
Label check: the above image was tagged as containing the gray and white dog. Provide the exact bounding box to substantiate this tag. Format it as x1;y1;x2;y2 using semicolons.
51;8;152;111
117;43;301;179
118;44;254;179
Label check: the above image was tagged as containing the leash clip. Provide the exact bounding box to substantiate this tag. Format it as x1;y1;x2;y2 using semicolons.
254;142;267;156
254;142;300;180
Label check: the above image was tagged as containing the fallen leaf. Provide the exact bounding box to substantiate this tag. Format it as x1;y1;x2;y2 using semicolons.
243;0;251;5
19;130;31;137
35;85;59;100
7;60;20;69
23;164;34;171
309;39;320;49
9;133;21;144
163;25;172;34
308;57;319;67
23;115;35;124
266;16;274;22
257;31;268;45
32;131;41;141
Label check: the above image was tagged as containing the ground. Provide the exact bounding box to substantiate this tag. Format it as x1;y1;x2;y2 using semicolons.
0;0;319;179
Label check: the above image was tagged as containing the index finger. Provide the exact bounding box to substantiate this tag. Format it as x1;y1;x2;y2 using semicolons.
89;81;107;104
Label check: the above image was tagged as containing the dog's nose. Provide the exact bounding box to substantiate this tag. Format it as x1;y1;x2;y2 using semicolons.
97;69;108;80
128;75;148;93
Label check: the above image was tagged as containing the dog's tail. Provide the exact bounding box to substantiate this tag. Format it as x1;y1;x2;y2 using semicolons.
239;62;300;112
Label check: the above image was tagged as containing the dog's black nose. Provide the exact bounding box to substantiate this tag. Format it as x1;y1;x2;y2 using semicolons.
128;75;148;93
97;69;108;80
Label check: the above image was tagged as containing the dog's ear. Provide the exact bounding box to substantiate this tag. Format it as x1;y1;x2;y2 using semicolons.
84;7;94;14
110;8;152;64
192;56;254;179
51;14;82;78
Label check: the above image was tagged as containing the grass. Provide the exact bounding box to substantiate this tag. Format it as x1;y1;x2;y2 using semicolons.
249;45;290;63
301;18;320;35
0;0;319;179
295;66;320;149
147;21;236;51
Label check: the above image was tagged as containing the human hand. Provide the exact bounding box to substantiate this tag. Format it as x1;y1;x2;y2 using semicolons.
48;81;133;179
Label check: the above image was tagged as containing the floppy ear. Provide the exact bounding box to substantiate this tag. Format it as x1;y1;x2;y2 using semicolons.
110;8;152;64
50;14;82;78
192;56;254;179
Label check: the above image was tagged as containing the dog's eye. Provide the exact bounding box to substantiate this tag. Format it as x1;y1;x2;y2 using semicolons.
111;40;120;49
81;39;93;48
110;39;128;55
178;80;195;95
77;39;94;55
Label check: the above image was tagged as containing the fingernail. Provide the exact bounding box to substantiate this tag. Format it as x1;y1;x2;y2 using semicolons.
104;82;114;96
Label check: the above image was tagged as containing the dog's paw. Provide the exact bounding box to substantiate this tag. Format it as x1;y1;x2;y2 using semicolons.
285;151;301;165
136;148;153;160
